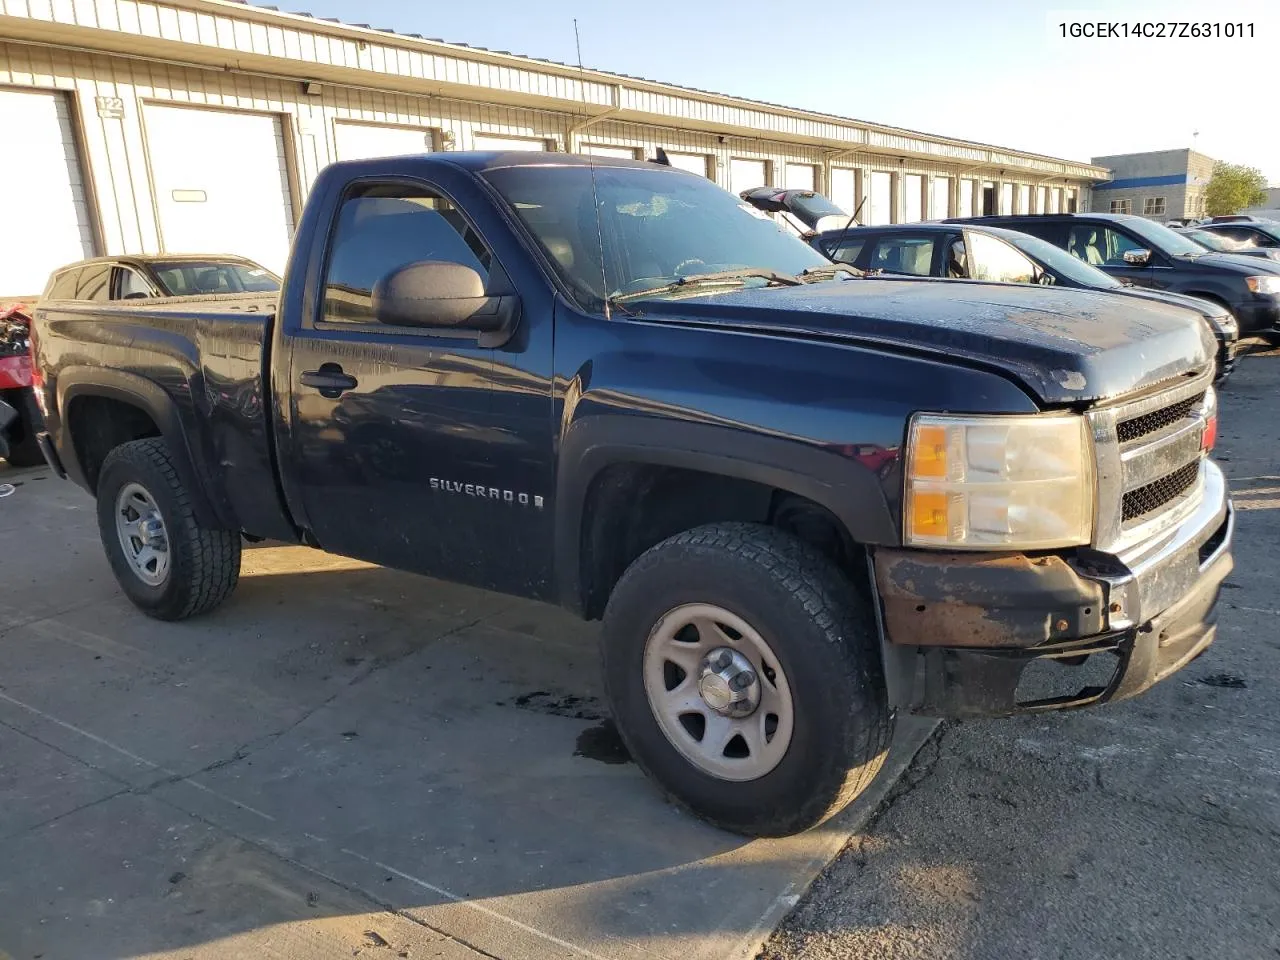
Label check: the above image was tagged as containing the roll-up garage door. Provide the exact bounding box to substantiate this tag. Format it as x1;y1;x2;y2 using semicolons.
903;175;924;222
666;152;711;177
0;89;95;298
145;104;295;274
830;168;856;216
868;171;892;225
784;163;815;191
335;121;436;160
473;133;547;152
582;143;639;160
730;158;767;195
931;177;951;219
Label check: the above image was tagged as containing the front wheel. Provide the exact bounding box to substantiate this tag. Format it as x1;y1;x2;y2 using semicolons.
96;438;241;620
602;522;892;836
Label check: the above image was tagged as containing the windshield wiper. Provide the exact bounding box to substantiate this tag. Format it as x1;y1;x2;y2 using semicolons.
613;268;801;303
799;264;863;282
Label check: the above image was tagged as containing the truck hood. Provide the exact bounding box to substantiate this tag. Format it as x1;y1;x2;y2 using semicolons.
631;278;1214;405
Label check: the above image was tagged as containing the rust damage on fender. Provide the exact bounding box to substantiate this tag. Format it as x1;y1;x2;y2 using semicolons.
874;550;1107;649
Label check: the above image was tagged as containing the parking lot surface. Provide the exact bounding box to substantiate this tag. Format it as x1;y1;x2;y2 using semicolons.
762;342;1280;960
0;450;933;960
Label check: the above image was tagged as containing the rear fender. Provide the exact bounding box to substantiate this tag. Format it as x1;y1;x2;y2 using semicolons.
56;368;224;528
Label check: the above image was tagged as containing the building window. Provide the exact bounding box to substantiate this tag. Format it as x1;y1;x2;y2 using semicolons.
1142;197;1167;217
1110;198;1132;214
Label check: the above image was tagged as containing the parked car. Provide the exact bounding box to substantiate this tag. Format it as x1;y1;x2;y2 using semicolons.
31;153;1233;837
1175;226;1280;262
43;254;280;304
0;300;43;465
1193;220;1280;254
738;187;852;236
812;222;1239;381
0;302;43;466
1204;214;1275;224
950;212;1280;342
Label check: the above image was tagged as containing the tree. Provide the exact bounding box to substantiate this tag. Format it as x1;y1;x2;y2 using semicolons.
1203;162;1268;217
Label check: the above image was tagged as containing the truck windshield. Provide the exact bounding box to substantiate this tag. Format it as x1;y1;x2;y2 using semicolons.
482;164;829;309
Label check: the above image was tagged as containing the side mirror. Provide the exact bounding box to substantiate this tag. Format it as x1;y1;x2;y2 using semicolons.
1122;248;1152;266
373;260;519;347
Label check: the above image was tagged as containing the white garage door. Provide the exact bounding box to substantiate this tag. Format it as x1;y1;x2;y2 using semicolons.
903;175;924;222
830;168;856;216
931;177;951;219
473;133;547;152
146;104;294;274
335;121;435;160
730;158;767;195
0;89;95;298
1017;184;1031;214
582;143;638;160
784;163;815;191
665;151;710;177
959;180;975;218
868;171;892;225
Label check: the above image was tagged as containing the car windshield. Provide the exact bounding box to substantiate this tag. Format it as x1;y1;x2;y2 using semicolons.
1184;230;1238;252
152;261;281;296
1120;218;1207;257
482;164;829;308
997;230;1122;289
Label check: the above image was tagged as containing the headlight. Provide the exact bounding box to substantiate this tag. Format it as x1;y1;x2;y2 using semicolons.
1245;275;1280;295
904;413;1095;549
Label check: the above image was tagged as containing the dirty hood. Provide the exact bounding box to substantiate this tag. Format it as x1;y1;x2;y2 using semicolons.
631;278;1214;404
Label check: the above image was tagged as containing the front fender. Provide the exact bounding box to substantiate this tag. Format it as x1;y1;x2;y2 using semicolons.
554;414;900;613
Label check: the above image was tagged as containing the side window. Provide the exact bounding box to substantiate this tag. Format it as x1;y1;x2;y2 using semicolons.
74;264;111;302
867;235;936;277
967;232;1038;284
1066;225;1143;267
945;237;967;278
821;237;866;266
1222;226;1275;248
322;183;492;325
115;268;153;300
46;268;82;300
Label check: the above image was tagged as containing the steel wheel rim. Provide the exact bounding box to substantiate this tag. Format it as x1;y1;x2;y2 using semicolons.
642;602;794;782
114;482;170;587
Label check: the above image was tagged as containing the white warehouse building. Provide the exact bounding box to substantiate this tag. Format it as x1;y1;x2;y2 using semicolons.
0;0;1109;297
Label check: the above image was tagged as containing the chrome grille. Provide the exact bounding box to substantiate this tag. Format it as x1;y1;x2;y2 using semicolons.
1088;374;1214;554
1122;461;1200;522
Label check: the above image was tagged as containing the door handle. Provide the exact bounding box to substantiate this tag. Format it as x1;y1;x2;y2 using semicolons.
300;364;358;398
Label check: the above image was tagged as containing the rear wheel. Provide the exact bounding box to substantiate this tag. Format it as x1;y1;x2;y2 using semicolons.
96;438;241;620
602;522;892;836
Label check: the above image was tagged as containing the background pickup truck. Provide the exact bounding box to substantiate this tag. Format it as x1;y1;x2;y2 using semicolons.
31;153;1234;837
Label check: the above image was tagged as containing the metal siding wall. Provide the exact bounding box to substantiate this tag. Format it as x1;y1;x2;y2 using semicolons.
0;33;1100;261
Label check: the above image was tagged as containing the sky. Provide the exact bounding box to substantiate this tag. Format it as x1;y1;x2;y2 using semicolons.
270;0;1280;182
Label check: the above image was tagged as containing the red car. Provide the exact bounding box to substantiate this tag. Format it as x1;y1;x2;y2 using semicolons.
0;302;43;466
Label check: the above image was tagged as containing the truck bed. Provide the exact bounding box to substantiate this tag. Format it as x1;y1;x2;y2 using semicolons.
34;296;295;541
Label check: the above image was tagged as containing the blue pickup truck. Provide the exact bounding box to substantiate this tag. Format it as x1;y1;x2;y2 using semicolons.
30;153;1233;836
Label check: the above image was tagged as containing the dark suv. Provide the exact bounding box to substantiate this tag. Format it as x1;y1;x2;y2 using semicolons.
950;213;1280;340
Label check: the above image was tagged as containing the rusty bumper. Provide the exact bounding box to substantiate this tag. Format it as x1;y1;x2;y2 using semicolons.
873;478;1233;717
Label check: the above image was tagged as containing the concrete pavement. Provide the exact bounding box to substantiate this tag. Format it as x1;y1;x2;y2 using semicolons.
762;342;1280;960
0;458;934;960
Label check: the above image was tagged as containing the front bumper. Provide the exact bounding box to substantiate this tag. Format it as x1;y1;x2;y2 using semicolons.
1234;298;1280;335
874;462;1233;717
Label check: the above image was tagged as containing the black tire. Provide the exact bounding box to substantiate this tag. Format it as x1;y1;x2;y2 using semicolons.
3;389;44;467
96;437;241;620
601;522;892;837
